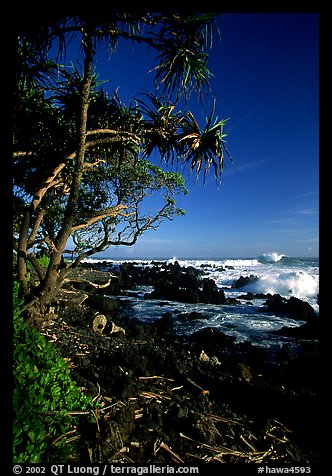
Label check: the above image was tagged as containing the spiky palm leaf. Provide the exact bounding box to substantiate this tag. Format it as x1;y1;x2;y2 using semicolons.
180;104;231;183
137;93;184;163
150;13;216;101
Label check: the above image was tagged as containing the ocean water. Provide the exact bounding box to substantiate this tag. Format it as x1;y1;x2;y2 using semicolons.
82;252;319;350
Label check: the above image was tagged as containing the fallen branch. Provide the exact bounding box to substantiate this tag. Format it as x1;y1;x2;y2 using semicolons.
239;434;258;452
179;432;269;462
63;276;116;288
52;428;78;446
185;377;209;395
138;376;175;382
57;289;89;306
37;410;91;416
170;385;184;392
159;442;185;463
139;391;172;401
205;413;243;426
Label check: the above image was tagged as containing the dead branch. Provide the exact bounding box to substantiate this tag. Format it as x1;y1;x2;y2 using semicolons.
138;376;175;382
139;391;172;401
159;442;185;463
204;413;243;426
51;428;78;446
57;289;89;306
38;410;91;416
179;432;273;463
185;377;209;395
62;276;116;289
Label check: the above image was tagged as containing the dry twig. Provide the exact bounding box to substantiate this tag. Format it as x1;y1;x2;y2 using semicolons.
138;376;175;382
159;442;185;463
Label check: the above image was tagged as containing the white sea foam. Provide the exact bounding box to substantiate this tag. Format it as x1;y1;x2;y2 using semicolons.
223;258;259;267
237;270;319;300
258;252;285;263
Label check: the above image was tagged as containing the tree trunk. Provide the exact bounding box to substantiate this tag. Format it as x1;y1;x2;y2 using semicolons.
33;30;95;308
17;209;31;295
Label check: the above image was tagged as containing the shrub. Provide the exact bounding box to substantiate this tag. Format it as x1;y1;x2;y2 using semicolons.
13;282;97;463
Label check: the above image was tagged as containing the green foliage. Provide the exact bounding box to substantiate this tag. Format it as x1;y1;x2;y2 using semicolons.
151;13;216;100
13;282;97;463
26;254;51;272
35;254;51;269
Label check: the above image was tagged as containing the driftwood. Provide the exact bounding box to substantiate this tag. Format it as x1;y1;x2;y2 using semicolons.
92;314;108;334
63;275;117;289
110;322;126;335
57;289;89;306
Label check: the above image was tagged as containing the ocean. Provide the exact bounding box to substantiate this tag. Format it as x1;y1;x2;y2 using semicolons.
82;252;319;350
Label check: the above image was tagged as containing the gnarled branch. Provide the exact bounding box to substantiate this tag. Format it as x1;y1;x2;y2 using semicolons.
71;204;129;231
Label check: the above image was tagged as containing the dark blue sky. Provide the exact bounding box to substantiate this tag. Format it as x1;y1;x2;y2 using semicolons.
90;13;319;259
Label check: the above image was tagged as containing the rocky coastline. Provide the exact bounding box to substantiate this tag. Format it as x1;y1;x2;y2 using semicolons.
31;260;320;465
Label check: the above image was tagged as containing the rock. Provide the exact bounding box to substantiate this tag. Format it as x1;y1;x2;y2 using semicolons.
146;274;227;305
225;297;241;305
86;295;119;315
256;293;271;299
238;292;255;300
199;350;210;362
232;275;259;288
285;296;317;320
125;318;158;341
177;311;209;321
152;312;174;333
263;293;286;313
191;327;236;354
145;280;200;303
210;356;222;366
200;278;227;304
275;319;320;339
263;294;317;321
237;362;253;382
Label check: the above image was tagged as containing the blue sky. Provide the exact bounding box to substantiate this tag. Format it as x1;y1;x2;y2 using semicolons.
90;13;319;259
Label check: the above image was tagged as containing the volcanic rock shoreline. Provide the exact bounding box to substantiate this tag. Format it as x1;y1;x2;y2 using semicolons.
31;260;321;464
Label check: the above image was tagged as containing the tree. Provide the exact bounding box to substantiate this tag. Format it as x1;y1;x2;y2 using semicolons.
13;13;231;310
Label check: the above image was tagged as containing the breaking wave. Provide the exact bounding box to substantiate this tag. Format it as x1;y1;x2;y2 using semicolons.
258;252;285;264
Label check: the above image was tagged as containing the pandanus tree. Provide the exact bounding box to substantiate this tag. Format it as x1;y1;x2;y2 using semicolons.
13;13;231;310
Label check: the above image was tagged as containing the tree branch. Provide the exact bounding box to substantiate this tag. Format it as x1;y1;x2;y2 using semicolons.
71;204;128;231
13;151;37;157
28;208;45;245
27;253;47;281
86;129;140;141
83;159;106;170
68;220;111;269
